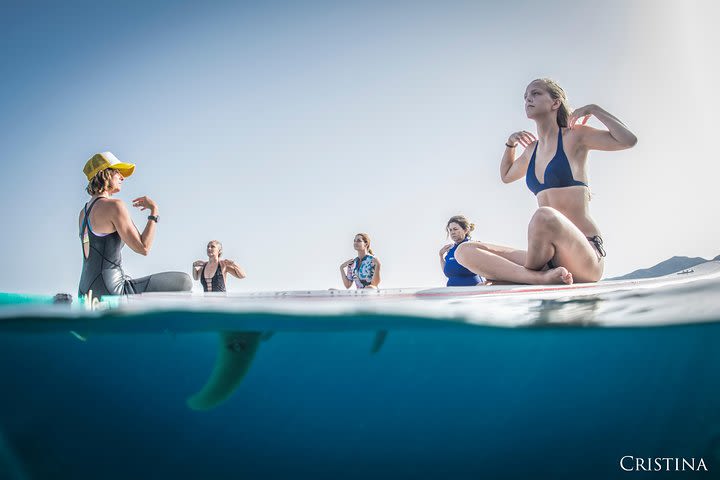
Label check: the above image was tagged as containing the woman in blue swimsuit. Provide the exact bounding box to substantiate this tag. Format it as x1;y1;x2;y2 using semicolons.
439;215;485;287
456;78;637;285
340;233;382;289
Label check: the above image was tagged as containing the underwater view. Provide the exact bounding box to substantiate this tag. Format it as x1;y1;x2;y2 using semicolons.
2;271;720;479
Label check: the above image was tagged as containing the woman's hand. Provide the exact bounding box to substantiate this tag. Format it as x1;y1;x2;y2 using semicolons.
193;260;205;269
132;196;158;215
569;104;637;149
340;258;355;289
568;104;596;129
507;131;537;148
439;244;452;257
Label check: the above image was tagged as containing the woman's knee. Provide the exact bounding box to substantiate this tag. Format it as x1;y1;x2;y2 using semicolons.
455;241;483;265
528;207;562;235
178;273;193;291
151;272;192;292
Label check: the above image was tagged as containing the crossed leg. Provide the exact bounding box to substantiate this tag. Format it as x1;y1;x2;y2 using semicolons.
455;207;604;285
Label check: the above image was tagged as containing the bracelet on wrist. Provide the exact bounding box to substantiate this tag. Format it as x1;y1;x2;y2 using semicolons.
505;142;517;148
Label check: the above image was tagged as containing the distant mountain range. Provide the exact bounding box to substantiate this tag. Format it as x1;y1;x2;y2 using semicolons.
609;255;720;280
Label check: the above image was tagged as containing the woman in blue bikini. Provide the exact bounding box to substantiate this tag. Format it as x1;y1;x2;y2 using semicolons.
455;78;637;285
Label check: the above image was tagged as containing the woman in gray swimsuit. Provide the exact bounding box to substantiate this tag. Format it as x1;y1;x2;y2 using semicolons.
78;152;191;298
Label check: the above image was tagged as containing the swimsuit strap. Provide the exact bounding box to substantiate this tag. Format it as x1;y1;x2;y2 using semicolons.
530;141;539;164
81;197;104;236
587;235;606;257
557;128;564;150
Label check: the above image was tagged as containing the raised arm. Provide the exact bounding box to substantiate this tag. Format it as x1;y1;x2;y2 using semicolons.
500;131;537;183
192;260;206;281
109;197;158;256
340;259;354;289
569;104;637;151
439;244;451;271
223;259;246;279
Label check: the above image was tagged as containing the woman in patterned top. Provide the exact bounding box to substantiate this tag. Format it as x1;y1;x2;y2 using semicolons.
192;240;246;292
340;233;382;289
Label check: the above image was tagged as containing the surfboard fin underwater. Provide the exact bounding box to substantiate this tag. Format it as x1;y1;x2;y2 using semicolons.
371;330;388;354
186;331;262;411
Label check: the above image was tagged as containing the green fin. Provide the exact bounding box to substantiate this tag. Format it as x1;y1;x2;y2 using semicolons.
186;331;261;411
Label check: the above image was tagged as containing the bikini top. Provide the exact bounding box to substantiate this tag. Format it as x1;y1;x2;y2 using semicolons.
525;129;588;195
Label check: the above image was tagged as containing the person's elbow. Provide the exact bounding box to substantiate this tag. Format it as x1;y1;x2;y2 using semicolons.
133;245;151;256
500;172;514;184
616;132;637;149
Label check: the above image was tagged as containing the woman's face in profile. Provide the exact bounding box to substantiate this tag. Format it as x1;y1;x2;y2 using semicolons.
524;81;553;119
108;171;124;194
353;235;367;252
447;222;466;243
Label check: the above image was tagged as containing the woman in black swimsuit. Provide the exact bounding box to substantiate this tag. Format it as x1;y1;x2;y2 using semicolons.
78;152;192;298
192;240;246;292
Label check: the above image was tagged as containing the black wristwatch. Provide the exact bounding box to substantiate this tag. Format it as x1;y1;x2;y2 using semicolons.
148;215;159;223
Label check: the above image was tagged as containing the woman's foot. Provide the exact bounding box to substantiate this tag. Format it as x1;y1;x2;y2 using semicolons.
540;267;573;285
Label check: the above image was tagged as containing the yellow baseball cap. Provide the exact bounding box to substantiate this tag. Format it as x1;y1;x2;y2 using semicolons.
83;151;135;181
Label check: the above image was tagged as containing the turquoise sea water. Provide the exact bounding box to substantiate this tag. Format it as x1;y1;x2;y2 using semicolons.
1;277;720;479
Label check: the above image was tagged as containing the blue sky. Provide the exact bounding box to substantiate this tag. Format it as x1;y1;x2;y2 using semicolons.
1;0;718;294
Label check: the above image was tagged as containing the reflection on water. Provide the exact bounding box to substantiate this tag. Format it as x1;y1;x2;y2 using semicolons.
529;296;602;327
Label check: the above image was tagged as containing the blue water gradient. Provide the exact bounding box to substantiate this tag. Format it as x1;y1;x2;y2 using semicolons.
1;320;719;479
